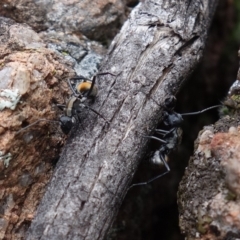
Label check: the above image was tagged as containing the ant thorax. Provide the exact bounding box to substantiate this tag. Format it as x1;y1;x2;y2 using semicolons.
163;110;183;128
164;128;183;153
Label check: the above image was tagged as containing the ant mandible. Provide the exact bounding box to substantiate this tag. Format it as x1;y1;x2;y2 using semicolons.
128;96;220;190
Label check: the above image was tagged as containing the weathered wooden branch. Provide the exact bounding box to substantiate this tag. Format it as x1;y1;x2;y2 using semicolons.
27;0;219;239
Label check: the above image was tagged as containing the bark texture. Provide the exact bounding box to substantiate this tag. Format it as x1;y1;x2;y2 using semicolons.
0;0;125;40
178;66;240;239
27;1;219;239
0;17;74;239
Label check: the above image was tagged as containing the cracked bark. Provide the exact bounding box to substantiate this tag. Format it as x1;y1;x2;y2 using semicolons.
27;0;219;239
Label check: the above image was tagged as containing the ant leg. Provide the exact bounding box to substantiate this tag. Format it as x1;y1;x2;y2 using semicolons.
70;76;85;81
155;129;168;134
155;129;169;137
16;119;60;135
67;78;79;98
181;104;221;116
128;153;170;190
56;104;66;111
87;75;97;98
143;135;167;144
74;114;85;131
96;72;117;77
155;127;176;137
79;104;110;124
88;106;110;124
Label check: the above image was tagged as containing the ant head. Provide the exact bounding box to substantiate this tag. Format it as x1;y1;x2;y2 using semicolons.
163;111;183;127
59;116;73;134
164;96;176;110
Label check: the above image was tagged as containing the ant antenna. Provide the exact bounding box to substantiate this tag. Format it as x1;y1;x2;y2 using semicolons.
16;119;60;135
181;105;221;116
67;78;79;97
87;75;97;98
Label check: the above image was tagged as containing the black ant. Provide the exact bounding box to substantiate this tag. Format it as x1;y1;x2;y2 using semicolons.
129;96;221;189
16;72;115;135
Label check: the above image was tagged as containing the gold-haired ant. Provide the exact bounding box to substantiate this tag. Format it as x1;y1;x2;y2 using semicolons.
16;72;116;135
